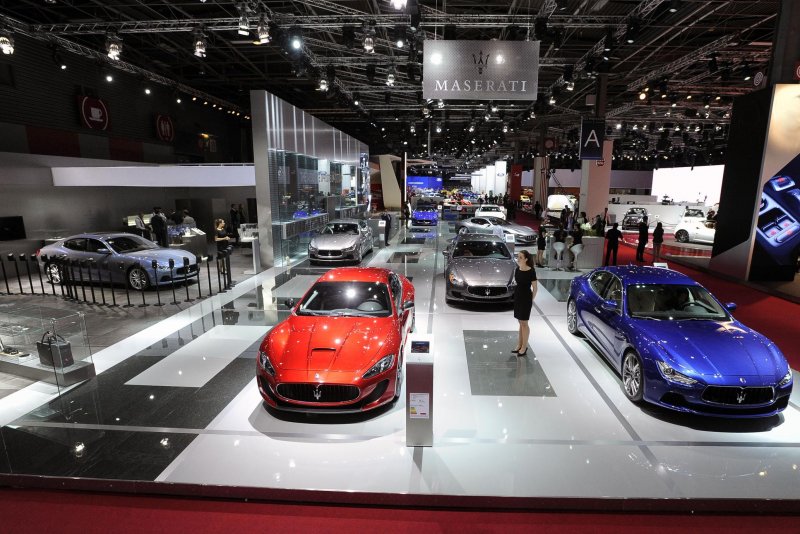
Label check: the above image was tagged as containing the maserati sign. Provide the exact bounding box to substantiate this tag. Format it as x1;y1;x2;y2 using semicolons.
423;40;540;101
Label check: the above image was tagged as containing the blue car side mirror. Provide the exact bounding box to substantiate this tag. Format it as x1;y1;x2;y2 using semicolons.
602;299;620;312
724;302;737;312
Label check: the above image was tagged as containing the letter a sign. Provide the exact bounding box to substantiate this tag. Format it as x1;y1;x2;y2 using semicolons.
579;118;605;160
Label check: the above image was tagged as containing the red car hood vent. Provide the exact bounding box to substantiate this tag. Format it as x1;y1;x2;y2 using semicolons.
277;317;391;372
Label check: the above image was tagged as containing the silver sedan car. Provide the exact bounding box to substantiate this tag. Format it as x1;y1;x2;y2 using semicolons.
455;216;536;245
443;233;517;304
308;219;373;264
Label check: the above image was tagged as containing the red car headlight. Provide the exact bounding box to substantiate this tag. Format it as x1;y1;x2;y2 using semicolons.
258;350;276;376
363;354;395;379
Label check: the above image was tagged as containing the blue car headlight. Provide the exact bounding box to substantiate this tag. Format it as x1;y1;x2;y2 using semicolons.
363;354;394;379
779;369;793;387
656;361;699;386
258;349;276;376
156;262;171;270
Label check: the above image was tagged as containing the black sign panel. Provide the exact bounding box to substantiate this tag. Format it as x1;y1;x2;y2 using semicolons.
579;119;605;160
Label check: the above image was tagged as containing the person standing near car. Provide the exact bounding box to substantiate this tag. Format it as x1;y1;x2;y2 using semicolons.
604;222;622;265
150;207;168;247
636;217;649;262
381;211;392;246
512;250;538;357
134;213;148;239
652;222;664;263
536;226;547;267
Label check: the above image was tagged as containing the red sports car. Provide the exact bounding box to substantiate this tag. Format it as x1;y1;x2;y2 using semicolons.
256;267;415;413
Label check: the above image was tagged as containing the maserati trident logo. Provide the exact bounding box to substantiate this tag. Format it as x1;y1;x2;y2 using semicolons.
473;50;489;75
313;386;322;401
736;388;747;404
485;288;491;296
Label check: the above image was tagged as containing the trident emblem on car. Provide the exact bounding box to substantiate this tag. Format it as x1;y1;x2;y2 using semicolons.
736;389;747;404
485;288;491;296
313;386;322;401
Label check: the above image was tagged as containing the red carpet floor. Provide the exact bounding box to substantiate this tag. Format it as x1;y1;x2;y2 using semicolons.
0;488;796;533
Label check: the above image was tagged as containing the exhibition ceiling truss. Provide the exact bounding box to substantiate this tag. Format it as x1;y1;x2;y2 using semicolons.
0;0;780;171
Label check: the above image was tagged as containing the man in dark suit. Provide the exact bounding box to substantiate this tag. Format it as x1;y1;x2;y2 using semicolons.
604;223;622;266
636;217;649;262
150;207;168;247
381;211;392;246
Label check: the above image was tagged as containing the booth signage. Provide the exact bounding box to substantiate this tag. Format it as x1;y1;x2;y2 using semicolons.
155;115;175;142
78;96;110;131
422;40;539;101
579;118;605;160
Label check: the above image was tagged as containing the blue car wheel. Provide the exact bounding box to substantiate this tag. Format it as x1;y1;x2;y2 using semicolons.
128;266;150;291
567;299;580;335
622;351;644;402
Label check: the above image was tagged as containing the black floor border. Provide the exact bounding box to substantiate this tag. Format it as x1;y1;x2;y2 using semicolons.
0;473;799;515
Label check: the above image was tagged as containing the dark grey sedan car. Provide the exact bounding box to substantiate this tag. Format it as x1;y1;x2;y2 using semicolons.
308;219;373;264
454;216;536;245
443;234;517;304
38;232;197;290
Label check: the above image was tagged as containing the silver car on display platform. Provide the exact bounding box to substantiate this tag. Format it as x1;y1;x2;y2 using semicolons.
455;216;536;245
443;233;517;304
308;219;374;264
37;232;197;290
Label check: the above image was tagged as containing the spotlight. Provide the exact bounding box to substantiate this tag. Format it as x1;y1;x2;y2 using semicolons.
624;18;640;44
668;0;680;13
144;87;151;95
502;123;508;133
386;65;396;87
529;110;536;119
490;102;498;113
638;91;647;100
363;24;376;53
395;26;406;48
391;0;407;9
566;81;575;91
435;123;442;133
318;77;329;92
105;32;122;60
410;123;416;133
176;95;182;104
742;62;752;81
237;4;250;36
352;92;360;106
290;29;303;51
52;50;66;70
257;14;271;44
549;94;556;105
193;30;207;58
468;123;475;132
603;28;614;52
437;99;444;109
615;122;622;130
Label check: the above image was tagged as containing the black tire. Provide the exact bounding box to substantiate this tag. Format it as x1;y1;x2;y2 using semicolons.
675;230;689;243
622;351;644;403
128;266;150;291
567;298;580;336
45;263;62;284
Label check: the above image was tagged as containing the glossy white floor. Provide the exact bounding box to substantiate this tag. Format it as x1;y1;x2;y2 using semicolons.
2;223;799;504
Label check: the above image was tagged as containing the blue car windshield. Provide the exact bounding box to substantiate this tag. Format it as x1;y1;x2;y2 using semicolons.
627;284;729;321
415;206;437;213
297;281;392;317
105;235;158;253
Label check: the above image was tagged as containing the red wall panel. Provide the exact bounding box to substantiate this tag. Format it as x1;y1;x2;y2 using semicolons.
25;126;80;157
109;137;144;162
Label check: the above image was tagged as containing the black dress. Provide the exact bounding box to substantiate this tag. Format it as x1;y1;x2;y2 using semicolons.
513;267;537;320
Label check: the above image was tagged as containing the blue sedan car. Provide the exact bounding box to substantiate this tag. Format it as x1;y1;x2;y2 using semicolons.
567;266;793;417
38;232;198;290
411;203;439;226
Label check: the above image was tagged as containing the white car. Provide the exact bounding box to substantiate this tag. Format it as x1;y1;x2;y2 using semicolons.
674;217;716;245
474;204;506;220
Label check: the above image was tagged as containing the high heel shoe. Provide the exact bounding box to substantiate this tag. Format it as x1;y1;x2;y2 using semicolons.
511;347;521;353
517;347;528;357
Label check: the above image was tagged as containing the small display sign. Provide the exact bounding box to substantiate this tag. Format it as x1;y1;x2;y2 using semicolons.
411;340;430;353
409;393;430;419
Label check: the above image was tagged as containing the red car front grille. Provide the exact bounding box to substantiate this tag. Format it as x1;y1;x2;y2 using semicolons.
277;383;360;403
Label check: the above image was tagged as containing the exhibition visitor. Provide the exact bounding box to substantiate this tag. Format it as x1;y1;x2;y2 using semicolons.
604;222;622;266
512;250;538;357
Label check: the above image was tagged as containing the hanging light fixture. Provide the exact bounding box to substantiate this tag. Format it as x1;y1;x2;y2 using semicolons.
257;14;271;44
435;123;442;133
105;33;122;60
237;4;250;36
437;99;444;109
0;30;15;56
391;0;408;9
549;94;556;105
566;81;575;91
490;101;499;113
363;24;375;54
410;123;416;133
193;30;207;58
386;64;396;87
502;123;508;133
318;77;329;92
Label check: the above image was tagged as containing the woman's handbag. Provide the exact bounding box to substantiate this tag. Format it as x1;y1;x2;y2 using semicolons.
36;332;74;368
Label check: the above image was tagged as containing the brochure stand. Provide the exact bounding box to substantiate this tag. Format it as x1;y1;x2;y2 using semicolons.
405;333;434;447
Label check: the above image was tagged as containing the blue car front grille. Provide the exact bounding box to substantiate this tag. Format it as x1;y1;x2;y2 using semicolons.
701;386;774;405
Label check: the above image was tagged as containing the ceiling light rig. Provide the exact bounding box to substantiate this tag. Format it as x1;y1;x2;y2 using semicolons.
391;0;408;10
237;3;250;36
257;14;271;44
318;77;329;92
386;65;396;87
105;32;122;60
363;23;376;54
193;30;207;58
0;29;14;55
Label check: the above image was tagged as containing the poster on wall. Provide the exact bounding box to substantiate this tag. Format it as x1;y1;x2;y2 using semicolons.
78;96;110;131
751;160;800;279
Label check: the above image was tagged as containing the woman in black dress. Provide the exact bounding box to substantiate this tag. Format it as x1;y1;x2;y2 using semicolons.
512;250;538;356
535;227;547;267
652;222;664;263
